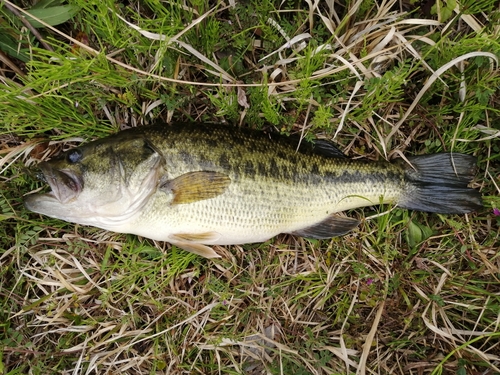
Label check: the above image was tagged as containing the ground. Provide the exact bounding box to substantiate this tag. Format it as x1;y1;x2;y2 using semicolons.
0;0;499;374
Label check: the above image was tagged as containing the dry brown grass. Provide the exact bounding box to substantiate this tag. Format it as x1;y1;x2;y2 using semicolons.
1;0;499;374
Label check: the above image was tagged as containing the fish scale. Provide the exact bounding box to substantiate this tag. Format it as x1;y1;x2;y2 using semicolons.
24;123;482;258
134;126;406;244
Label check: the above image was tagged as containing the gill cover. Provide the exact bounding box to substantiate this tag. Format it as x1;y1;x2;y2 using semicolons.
24;136;164;227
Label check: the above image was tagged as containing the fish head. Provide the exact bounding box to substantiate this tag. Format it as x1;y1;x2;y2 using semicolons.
24;134;164;228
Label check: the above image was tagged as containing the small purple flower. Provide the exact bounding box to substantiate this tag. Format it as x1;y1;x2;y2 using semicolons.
493;208;500;216
366;278;374;286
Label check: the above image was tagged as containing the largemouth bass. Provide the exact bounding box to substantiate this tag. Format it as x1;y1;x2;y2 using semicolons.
24;123;482;258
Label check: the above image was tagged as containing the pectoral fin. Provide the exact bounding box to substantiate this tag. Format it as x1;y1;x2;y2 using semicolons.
288;215;360;239
169;232;222;258
161;171;231;204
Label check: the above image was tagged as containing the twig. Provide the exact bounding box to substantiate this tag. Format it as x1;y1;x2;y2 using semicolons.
0;49;25;77
2;0;54;52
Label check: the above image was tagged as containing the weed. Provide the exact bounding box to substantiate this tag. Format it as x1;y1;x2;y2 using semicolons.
0;0;499;374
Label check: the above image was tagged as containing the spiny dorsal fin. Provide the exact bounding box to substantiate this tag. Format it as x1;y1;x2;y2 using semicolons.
160;171;231;204
288;215;360;239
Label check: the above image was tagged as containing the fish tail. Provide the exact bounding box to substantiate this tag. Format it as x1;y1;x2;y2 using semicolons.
398;153;482;214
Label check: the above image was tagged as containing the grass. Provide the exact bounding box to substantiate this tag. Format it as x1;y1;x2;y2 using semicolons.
1;0;500;373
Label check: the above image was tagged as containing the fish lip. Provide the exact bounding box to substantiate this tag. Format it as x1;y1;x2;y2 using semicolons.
38;162;83;203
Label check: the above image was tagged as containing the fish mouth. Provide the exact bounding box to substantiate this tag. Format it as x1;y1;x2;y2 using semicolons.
35;162;84;204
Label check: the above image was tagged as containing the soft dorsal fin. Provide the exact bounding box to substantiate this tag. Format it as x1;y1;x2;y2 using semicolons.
268;132;347;158
288;215;360;239
160;171;231;204
305;138;347;158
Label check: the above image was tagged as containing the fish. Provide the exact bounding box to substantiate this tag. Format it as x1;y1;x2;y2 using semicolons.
24;123;482;258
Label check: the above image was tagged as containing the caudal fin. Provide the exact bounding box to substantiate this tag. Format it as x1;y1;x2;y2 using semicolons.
398;153;482;214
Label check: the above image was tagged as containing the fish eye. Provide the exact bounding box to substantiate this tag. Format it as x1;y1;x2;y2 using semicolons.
67;149;83;163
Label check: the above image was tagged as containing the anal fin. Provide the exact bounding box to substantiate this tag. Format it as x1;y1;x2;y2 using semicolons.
288;215;360;239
